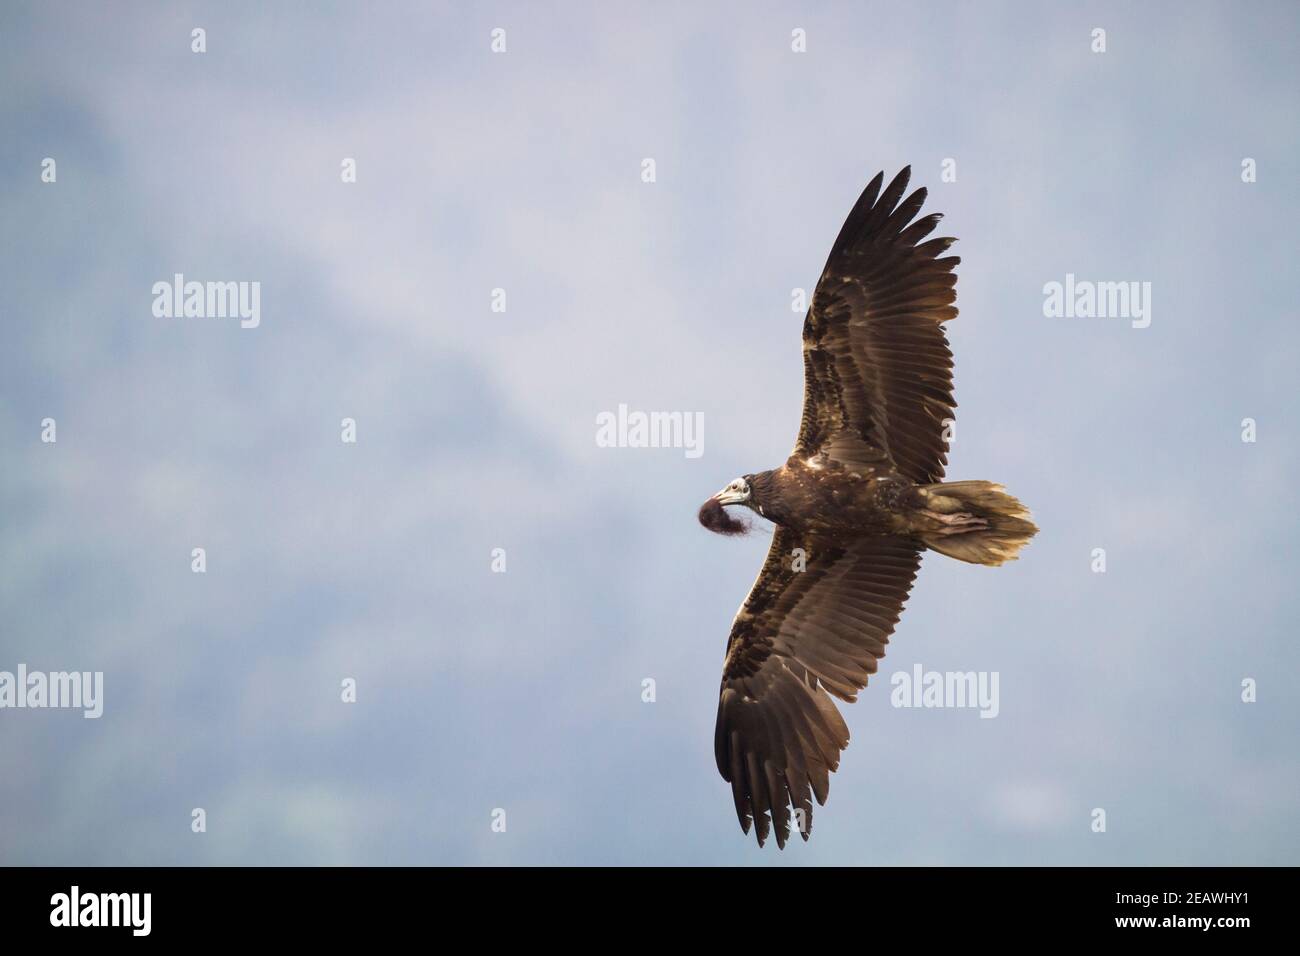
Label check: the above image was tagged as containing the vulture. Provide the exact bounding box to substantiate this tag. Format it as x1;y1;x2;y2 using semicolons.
698;167;1037;848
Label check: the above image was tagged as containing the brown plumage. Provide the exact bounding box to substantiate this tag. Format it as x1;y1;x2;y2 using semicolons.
700;167;1038;848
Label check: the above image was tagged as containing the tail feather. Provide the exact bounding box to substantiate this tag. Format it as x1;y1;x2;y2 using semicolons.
917;481;1038;566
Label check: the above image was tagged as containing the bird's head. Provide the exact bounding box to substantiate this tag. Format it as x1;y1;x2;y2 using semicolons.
699;477;753;535
713;477;752;506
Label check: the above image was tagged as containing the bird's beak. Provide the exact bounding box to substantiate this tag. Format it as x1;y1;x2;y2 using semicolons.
713;486;748;506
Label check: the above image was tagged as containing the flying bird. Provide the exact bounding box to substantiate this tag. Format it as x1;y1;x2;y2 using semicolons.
699;167;1037;848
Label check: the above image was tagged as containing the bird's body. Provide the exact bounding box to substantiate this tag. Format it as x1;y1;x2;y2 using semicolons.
744;456;1028;546
699;167;1038;848
746;457;915;537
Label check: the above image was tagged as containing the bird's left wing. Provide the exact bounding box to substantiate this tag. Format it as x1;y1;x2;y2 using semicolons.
715;526;922;848
796;166;960;483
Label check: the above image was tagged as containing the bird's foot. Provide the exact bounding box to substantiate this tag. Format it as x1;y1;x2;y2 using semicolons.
925;510;988;536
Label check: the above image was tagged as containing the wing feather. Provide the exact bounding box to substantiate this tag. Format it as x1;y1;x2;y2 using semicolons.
715;527;922;847
796;166;960;483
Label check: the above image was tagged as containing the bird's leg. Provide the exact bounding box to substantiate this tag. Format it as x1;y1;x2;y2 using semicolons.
922;509;988;536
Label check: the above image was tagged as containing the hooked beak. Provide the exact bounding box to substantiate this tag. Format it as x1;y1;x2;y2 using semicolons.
712;486;748;507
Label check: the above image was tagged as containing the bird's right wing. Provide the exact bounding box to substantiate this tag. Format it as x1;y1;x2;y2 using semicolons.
715;526;922;848
796;167;960;483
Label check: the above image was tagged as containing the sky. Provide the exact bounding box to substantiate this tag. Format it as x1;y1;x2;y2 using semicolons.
1;1;1297;866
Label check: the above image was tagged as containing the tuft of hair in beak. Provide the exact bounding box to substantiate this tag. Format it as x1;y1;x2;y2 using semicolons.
699;497;751;536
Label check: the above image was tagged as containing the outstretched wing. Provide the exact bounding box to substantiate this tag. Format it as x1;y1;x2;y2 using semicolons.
797;166;959;483
715;526;922;848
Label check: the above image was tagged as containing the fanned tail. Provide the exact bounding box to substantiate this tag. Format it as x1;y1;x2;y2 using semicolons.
917;480;1038;566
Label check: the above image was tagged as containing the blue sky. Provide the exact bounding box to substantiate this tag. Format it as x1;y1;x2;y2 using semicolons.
1;1;1298;865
